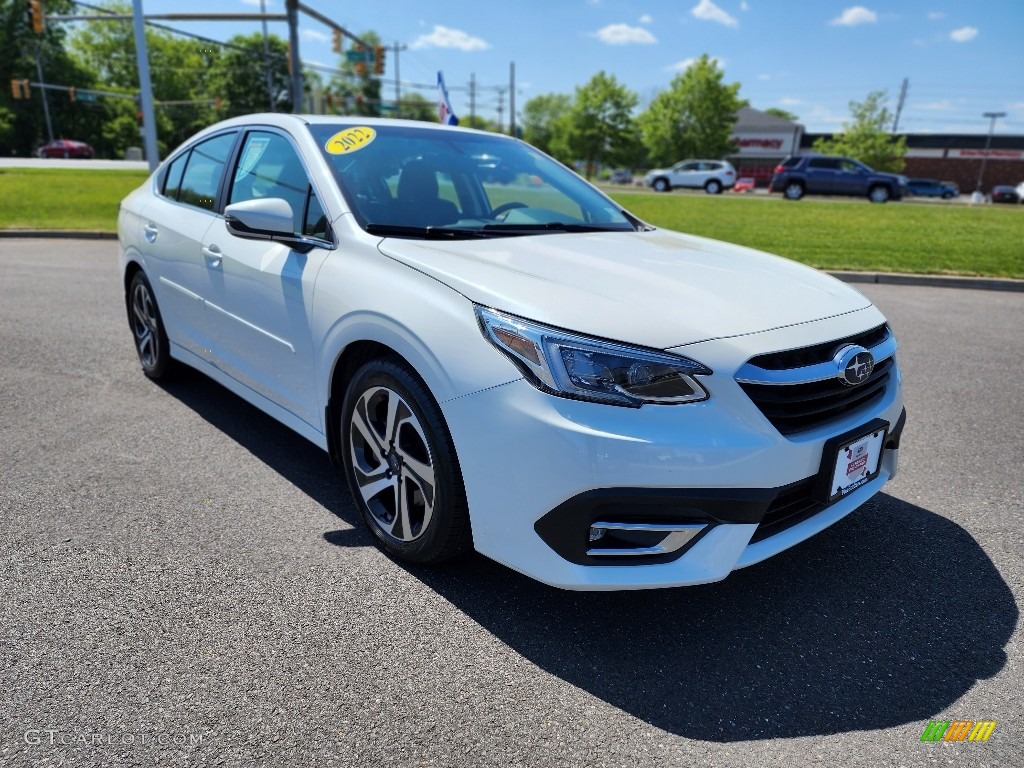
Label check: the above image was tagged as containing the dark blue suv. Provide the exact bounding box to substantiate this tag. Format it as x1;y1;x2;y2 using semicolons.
770;155;907;203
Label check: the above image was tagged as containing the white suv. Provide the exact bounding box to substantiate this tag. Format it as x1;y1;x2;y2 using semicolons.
645;160;737;194
119;115;904;590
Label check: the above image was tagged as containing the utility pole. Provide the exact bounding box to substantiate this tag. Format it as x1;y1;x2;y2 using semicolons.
495;87;506;134
976;111;1006;193
509;61;515;137
285;0;302;113
34;49;54;143
260;0;274;111
469;73;476;123
131;0;159;172
891;77;908;133
393;42;406;113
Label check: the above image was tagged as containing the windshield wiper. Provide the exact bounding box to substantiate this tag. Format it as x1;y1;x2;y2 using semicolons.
365;223;498;240
481;222;634;234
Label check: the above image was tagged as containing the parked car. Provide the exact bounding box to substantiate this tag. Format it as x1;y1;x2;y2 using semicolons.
990;185;1021;204
118;115;904;590
644;160;736;194
770;155;907;202
1017;181;1024;201
905;178;959;199
608;169;634;185
733;177;756;193
37;139;94;159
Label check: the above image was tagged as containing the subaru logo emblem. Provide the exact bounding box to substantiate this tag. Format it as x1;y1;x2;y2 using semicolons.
835;345;875;387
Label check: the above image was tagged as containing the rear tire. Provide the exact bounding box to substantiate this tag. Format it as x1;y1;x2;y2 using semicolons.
127;271;172;380
653;178;671;193
341;357;472;565
783;182;805;200
704;179;722;195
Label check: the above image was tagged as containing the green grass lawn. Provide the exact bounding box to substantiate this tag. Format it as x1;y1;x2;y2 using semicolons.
0;167;148;232
609;191;1024;280
1;168;1021;279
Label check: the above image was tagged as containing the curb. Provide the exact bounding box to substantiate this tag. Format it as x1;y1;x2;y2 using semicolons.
829;271;1024;293
2;232;1021;293
0;230;117;241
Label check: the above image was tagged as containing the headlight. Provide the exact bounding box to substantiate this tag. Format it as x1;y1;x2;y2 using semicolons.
476;306;711;407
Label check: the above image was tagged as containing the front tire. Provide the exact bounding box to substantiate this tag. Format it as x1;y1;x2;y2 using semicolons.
869;185;891;203
341;358;471;564
127;271;172;379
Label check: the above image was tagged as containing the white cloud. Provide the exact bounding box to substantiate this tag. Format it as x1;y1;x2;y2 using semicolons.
741;1;750;10
927;11;945;20
757;73;771;81
691;0;738;27
301;29;328;42
949;26;978;43
667;56;725;72
830;6;877;26
410;25;490;51
639;14;653;24
778;97;803;106
594;24;657;45
240;0;276;6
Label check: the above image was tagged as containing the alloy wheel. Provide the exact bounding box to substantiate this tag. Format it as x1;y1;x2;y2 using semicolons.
349;385;436;543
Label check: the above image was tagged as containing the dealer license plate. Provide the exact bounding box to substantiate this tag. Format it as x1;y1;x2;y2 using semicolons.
827;427;886;502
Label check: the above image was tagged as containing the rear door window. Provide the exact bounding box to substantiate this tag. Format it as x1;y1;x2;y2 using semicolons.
177;132;237;211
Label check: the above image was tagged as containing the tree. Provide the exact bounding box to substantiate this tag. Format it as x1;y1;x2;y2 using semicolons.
330;30;382;117
562;72;639;179
205;33;291;117
69;5;219;156
521;93;571;157
0;0;97;157
764;107;799;122
812;91;907;172
638;54;746;166
395;92;435;122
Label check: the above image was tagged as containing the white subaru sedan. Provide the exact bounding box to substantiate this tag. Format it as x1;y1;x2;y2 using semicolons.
118;114;905;590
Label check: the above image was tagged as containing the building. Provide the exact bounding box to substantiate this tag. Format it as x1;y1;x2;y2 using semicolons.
728;107;804;186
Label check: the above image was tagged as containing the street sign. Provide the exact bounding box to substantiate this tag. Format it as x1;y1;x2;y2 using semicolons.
345;50;369;62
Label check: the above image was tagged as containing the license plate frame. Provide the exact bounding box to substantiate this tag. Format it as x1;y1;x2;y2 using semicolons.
812;418;889;505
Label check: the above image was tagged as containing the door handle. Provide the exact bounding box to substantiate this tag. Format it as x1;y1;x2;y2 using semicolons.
202;245;223;269
144;222;158;242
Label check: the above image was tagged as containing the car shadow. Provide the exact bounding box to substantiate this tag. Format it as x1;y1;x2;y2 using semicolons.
159;367;1017;742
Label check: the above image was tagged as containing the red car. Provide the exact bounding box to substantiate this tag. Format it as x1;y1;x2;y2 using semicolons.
37;139;94;159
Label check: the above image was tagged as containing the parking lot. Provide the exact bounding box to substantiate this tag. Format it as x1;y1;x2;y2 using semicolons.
1;238;1021;767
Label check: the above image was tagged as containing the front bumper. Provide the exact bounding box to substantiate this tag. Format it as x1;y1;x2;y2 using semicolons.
442;311;905;590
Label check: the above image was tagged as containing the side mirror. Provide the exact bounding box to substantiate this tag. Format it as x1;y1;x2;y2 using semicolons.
224;198;332;253
225;197;294;237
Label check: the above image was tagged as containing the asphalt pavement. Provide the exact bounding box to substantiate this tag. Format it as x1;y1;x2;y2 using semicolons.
1;239;1021;768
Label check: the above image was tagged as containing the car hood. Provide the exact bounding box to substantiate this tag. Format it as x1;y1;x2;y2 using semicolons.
376;229;872;349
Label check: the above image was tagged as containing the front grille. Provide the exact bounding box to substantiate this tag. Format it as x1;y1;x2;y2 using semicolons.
739;357;893;435
750;479;825;543
746;324;890;370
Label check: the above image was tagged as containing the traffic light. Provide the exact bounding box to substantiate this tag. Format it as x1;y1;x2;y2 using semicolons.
354;44;366;77
373;44;385;75
332;29;342;54
10;79;30;99
28;0;45;34
68;86;76;102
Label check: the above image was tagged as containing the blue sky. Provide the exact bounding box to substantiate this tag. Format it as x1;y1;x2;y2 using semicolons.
135;0;1023;135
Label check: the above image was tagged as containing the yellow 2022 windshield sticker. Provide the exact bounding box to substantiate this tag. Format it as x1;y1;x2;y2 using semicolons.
325;127;376;155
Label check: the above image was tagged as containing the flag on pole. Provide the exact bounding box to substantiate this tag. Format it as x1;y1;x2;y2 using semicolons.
437;71;459;126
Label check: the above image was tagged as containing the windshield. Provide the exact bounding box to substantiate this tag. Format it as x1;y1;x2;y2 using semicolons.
308;123;637;238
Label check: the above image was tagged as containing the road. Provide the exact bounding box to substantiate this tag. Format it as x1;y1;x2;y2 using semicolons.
1;239;1021;767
